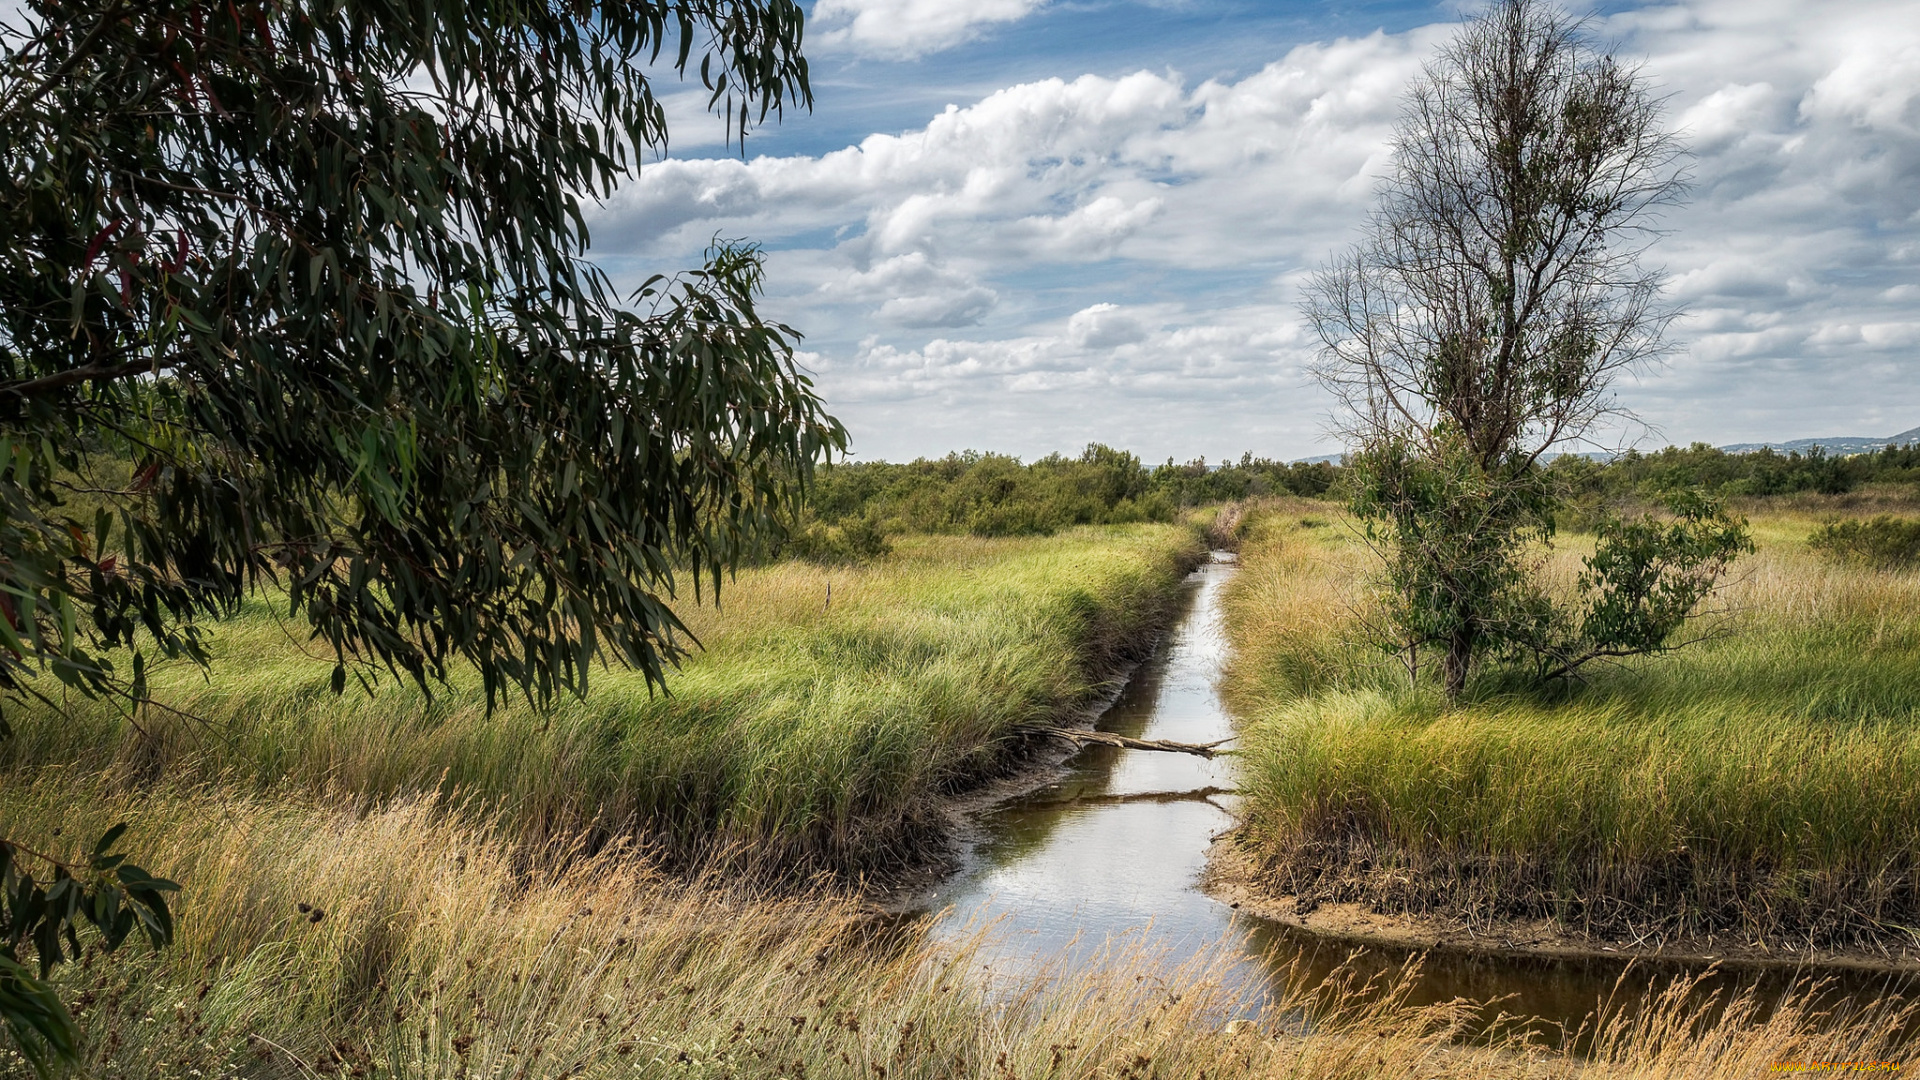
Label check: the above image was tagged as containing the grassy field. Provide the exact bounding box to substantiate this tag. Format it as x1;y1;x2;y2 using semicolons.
6;515;1915;1075
1;778;1909;1078
1;525;1201;874
1222;497;1920;951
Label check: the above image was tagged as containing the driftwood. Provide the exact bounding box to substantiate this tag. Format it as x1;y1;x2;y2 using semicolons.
1046;729;1234;758
1028;786;1237;808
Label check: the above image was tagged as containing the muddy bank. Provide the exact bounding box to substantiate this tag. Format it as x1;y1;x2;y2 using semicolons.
863;538;1212;898
1204;840;1920;978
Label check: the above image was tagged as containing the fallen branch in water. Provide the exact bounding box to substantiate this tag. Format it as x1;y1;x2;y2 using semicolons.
1045;729;1235;758
1028;786;1238;808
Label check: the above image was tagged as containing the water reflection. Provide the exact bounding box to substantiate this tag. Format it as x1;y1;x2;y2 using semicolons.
923;558;1242;976
918;553;1919;1046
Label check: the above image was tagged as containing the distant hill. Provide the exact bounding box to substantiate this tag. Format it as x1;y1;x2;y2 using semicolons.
1287;426;1920;465
1719;425;1920;456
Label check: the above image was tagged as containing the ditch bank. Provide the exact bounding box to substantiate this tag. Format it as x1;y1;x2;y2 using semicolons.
894;531;1920;1049
1206;839;1920;974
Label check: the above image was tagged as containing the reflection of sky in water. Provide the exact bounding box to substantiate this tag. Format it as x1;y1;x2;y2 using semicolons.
951;800;1233;957
925;559;1256;983
921;555;1920;1047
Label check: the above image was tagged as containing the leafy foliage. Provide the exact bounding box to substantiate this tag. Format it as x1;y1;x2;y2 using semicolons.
1;0;839;1063
782;509;895;564
1;826;176;1074
1147;453;1339;506
1347;431;1558;688
1552;442;1875;506
801;445;1175;540
1808;515;1920;569
1348;437;1751;690
792;444;1339;551
1547;492;1752;679
1;0;839;713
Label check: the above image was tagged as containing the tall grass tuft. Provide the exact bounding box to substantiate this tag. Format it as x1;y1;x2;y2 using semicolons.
2;526;1201;874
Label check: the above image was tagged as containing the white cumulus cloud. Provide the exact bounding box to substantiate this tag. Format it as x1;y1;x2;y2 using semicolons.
589;0;1920;460
809;0;1047;59
1067;304;1150;349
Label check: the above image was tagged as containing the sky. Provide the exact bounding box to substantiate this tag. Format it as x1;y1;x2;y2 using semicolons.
593;0;1920;464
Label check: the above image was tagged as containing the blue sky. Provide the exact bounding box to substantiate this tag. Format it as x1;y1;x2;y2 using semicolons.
596;0;1920;463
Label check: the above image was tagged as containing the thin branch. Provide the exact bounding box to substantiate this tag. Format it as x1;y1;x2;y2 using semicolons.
1535;628;1730;683
0;0;133;125
0;837;81;874
1046;728;1235;759
0;355;177;400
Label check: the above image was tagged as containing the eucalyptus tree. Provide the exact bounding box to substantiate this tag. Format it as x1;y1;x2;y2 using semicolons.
0;0;840;1065
1308;0;1745;697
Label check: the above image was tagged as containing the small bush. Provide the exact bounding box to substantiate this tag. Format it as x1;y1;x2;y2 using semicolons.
1807;515;1920;567
783;511;895;564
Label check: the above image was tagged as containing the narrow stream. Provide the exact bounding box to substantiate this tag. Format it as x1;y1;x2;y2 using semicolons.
922;553;1243;978
920;552;1918;1046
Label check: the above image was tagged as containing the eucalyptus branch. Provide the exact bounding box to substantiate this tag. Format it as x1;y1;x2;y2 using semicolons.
0;354;176;400
0;838;79;875
0;0;133;124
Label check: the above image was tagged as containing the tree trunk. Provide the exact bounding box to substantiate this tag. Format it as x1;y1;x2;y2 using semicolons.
1442;627;1474;699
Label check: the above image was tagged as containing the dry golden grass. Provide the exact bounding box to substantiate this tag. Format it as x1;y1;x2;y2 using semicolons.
1215;499;1377;707
8;508;1917;1075
2;776;1911;1078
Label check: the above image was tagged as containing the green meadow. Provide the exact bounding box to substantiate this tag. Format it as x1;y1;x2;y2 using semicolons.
1224;499;1920;949
3;508;1911;1077
2;526;1202;873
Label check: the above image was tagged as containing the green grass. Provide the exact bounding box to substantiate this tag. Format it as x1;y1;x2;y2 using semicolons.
3;525;1202;872
1223;501;1920;948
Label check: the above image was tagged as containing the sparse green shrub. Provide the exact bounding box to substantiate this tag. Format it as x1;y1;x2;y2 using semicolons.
838;514;894;561
1808;515;1920;568
1543;492;1753;679
784;511;895;564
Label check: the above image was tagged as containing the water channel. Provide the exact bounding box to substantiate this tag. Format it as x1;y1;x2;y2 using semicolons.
918;552;1918;1047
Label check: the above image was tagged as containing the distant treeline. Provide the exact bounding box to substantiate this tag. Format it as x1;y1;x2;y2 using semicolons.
1550;442;1920;501
787;446;1337;553
784;440;1920;558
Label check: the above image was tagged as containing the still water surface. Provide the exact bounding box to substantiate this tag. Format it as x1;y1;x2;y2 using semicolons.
919;553;1916;1045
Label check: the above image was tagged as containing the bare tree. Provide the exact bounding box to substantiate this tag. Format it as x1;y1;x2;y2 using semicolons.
1313;0;1685;469
1308;0;1736;697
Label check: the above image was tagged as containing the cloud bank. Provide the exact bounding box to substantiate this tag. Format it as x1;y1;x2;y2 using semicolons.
593;0;1920;461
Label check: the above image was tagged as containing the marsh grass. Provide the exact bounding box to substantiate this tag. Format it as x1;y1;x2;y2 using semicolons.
0;778;1910;1079
3;512;1910;1075
2;526;1201;874
1223;500;1920;950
